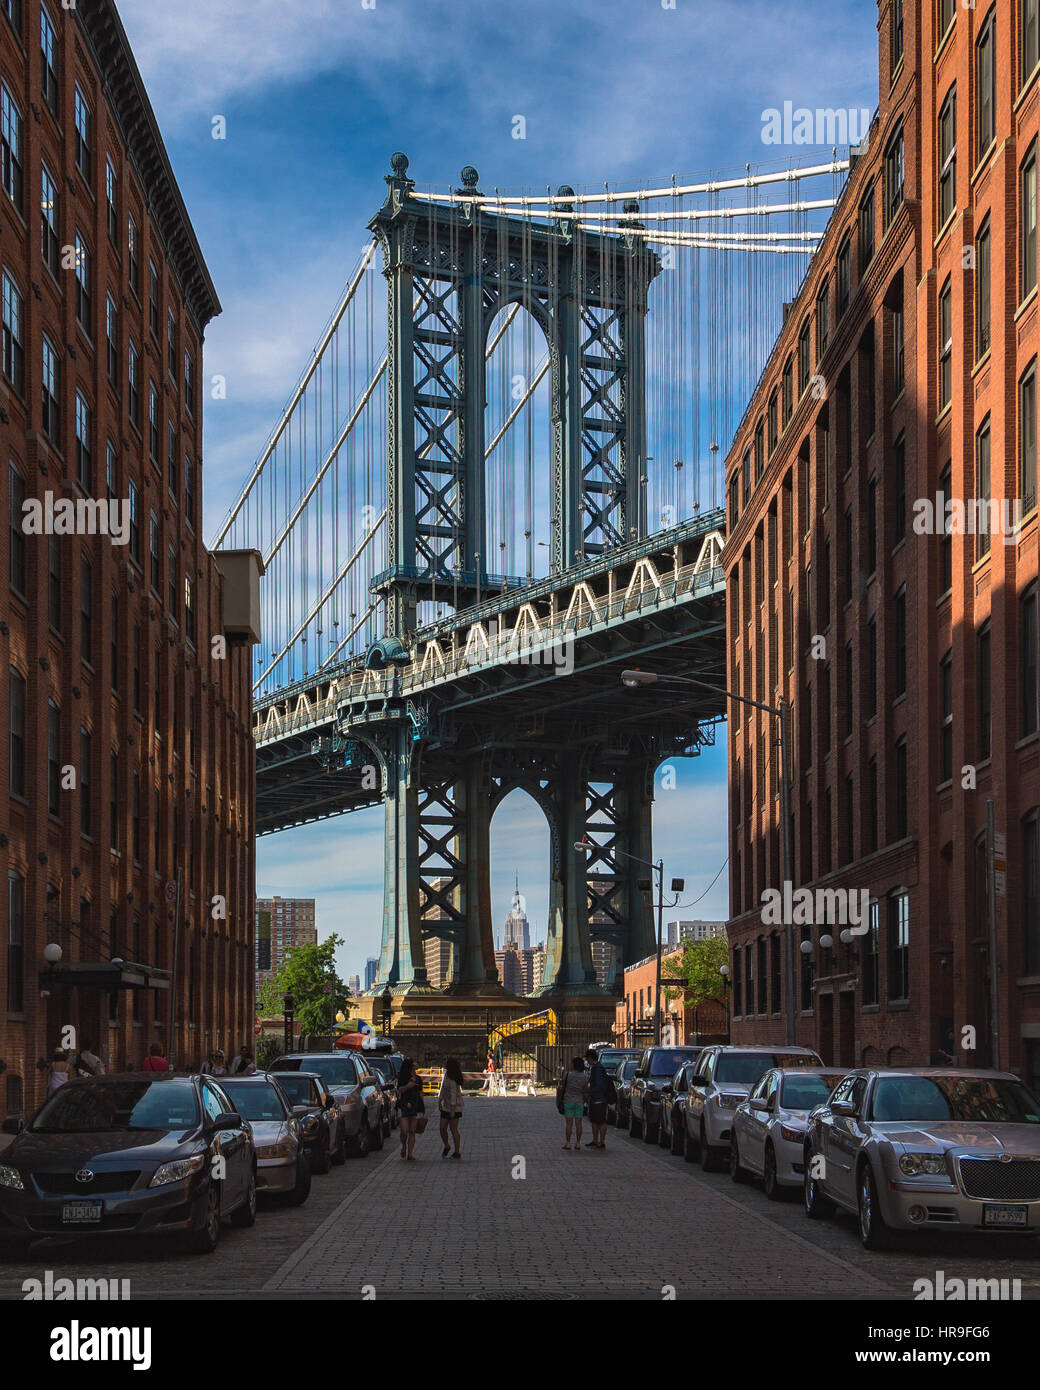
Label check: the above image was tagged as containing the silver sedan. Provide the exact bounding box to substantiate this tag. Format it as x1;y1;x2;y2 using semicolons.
730;1067;844;1197
218;1074;311;1205
803;1067;1040;1249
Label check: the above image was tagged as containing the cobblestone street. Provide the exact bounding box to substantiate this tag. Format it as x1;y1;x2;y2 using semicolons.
3;1097;1039;1300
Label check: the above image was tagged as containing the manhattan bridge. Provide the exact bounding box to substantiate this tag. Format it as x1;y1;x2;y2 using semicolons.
213;152;849;1000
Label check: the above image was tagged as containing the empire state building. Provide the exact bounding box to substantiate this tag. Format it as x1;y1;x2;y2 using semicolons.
503;875;530;952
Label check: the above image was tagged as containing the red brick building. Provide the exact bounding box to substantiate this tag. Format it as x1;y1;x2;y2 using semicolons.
724;0;1040;1080
615;948;728;1047
1;0;258;1118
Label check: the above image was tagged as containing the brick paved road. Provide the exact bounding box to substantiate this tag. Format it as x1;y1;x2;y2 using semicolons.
2;1097;1039;1299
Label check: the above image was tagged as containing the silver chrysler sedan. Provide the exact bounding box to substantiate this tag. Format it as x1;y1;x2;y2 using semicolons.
803;1067;1040;1249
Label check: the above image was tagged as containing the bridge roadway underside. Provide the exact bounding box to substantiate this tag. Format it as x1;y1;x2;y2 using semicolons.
254;526;727;998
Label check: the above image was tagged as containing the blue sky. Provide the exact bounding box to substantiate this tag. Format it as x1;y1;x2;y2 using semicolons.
118;0;879;982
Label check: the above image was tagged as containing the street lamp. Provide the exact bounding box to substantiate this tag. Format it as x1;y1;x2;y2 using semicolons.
621;667;797;1046
574;836;682;1046
282;992;295;1056
380;986;393;1036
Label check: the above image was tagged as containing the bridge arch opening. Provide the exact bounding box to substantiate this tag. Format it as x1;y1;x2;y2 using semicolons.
488;786;551;991
484;304;554;584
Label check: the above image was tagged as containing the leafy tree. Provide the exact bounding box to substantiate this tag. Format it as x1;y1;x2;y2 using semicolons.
256;934;350;1037
662;935;729;1010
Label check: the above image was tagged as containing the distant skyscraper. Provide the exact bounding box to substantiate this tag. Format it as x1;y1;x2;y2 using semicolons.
666;920;728;947
255;897;317;996
423;876;456;989
503;875;530;951
348;974;361;996
364;957;378;990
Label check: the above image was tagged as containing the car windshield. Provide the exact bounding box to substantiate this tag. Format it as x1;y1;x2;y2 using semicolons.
30;1080;199;1133
649;1050;698;1077
366;1058;395;1081
871;1076;1040;1124
275;1057;357;1087
619;1060;639;1080
220;1082;286;1122
780;1074;843;1110
275;1076;320;1106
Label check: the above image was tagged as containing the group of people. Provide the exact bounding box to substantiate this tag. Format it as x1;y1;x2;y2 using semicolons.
199;1047;257;1076
45;1038;106;1094
394;1057;465;1161
558;1048;615;1151
44;1041;259;1092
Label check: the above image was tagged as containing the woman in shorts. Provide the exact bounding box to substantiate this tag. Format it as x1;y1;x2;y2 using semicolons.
560;1057;589;1150
438;1057;465;1159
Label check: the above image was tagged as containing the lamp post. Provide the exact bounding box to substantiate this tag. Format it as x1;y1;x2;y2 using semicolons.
719;962;731;1039
574;836;682;1046
622;668;796;1046
380;986;393;1037
282;992;295;1056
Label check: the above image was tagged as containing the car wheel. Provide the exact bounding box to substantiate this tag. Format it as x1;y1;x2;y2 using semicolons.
803;1148;831;1221
642;1108;658;1144
729;1134;749;1183
657;1115;669;1148
352;1118;371;1159
683;1123;697;1162
763;1144;782;1201
312;1134;331;1175
670;1118;685;1157
370;1111;385;1151
187;1182;222;1254
858;1163;895;1251
629;1109;641;1138
231;1170;257;1228
286;1154;312;1207
332;1122;347;1166
700;1121;722;1172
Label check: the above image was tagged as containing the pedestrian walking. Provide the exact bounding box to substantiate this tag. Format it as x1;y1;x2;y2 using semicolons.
72;1039;104;1077
232;1048;256;1076
396;1057;425;1160
558;1057;588;1150
46;1048;72;1095
438;1057;464;1159
142;1042;169;1073
200;1049;227;1076
583;1047;613;1149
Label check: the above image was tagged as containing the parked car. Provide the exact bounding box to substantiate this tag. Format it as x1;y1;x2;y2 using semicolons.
266;1071;344;1173
730;1067;843;1197
356;1053;399;1132
684;1046;823;1171
803;1067;1040;1250
594;1048;642;1080
629;1047;705;1144
0;1073;255;1254
613;1058;641;1128
218;1073;311;1206
658;1056;703;1156
271;1053;384;1158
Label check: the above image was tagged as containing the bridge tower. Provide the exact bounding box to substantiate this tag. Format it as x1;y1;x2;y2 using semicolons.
363;154;662;1000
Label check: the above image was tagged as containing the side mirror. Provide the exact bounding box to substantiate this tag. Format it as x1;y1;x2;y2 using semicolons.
831;1099;855;1117
1;1116;23;1135
749;1097;768;1111
291;1104;310;1117
210;1111;243;1132
688;1074;709;1088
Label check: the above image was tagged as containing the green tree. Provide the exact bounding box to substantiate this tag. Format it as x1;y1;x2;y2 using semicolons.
662;935;729;1010
256;934;350;1037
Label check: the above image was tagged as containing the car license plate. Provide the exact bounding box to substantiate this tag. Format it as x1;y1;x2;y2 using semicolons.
982;1204;1028;1228
61;1200;103;1224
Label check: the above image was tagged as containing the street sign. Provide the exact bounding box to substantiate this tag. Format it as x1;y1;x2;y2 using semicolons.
253;1023;262;1036
165;881;177;903
994;831;1007;897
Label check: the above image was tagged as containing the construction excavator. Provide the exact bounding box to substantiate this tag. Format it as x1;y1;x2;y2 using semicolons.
487;1008;559;1056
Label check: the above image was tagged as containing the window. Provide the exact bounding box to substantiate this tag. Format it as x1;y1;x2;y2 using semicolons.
80;555;92;665
816;280;830;359
168;545;178;618
1;82;23;213
884;125;904;226
768;392;778;454
977;624;992;760
1025;0;1040;87
148;261;159;337
149;383;160;463
729;476;740;530
73;84;92;181
976;419;991;559
939;651;953;783
938;463;952;593
167;308;177;378
133;623;142;711
128;215;140;297
859;184;875;272
895;736;908;839
185;576;195;645
1025;810;1040;973
795;318;811;394
938;278;952;410
41;335;59;440
820;663;831;751
893;586;907;695
938;86;956;226
105;158;118;245
74;233;91;330
106;295;119;386
80;728;92;837
887;892;910;1001
843;507;853;604
128;478;140;564
843;641;854;738
866;476;877;574
820;535;831;627
863;901;880;1005
40;162;59;278
837;237;851;315
976;218;991;359
1023;586;1039;737
47;699;61;816
977;9;996;161
890;299;904;398
1022;143;1038;301
741;449;751;507
9;667;25;797
770;935;781;1014
893;433;906;542
128;340;140;429
167;423;177;497
184;350;195;416
754;421;765;481
9;464;25;593
75;392;92;489
1021;361;1038;515
110;750;119;850
867;757;879;853
2;0;21;36
149;512;160;592
41;6;58;110
939;0;955;38
111;593;118;688
132;771;140;863
867;616;877;717
106;441;117;502
7;871;24;1014
1;270;24;396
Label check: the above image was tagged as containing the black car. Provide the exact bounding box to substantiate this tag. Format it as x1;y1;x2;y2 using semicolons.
0;1073;255;1254
268;1072;345;1173
613;1058;641;1128
353;1053;399;1133
628;1046;704;1144
657;1057;702;1156
595;1048;642;1080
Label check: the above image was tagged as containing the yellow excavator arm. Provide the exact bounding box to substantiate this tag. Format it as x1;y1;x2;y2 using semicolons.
488;1008;558;1053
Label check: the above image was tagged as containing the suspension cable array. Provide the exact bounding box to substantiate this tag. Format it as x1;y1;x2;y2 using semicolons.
216;156;848;701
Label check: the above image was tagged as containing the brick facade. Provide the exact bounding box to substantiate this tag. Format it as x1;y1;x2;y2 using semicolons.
1;0;255;1117
723;0;1040;1080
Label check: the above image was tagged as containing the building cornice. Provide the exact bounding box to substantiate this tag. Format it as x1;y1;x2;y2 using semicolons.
76;0;221;332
